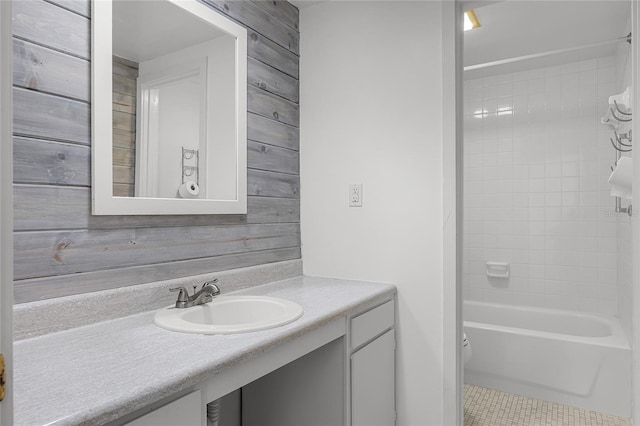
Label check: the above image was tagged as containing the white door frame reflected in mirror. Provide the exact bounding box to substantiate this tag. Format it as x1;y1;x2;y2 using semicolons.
136;59;208;198
91;0;247;215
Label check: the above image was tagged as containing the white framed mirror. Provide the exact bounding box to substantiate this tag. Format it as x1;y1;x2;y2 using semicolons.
92;0;247;215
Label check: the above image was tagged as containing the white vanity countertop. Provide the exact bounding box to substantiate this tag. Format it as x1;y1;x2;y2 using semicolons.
13;276;396;426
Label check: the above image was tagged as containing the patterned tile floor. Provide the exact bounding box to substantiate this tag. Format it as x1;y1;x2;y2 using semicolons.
464;384;632;426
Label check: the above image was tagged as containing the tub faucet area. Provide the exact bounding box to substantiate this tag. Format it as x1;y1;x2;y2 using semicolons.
170;279;220;308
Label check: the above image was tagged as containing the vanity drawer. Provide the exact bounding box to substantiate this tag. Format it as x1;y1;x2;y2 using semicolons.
351;300;394;349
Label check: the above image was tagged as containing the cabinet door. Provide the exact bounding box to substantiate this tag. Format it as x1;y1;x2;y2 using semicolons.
125;391;202;426
351;329;395;426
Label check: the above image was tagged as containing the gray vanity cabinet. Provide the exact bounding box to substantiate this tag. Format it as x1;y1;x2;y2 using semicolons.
242;298;396;426
349;300;396;426
117;297;396;426
351;329;396;425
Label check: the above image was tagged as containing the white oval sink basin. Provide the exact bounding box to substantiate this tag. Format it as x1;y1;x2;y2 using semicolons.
153;295;303;335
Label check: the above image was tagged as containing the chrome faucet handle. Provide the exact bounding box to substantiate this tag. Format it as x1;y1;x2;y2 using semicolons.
169;286;190;303
170;286;191;308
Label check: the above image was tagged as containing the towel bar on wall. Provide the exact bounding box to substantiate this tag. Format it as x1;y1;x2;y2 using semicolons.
602;87;633;216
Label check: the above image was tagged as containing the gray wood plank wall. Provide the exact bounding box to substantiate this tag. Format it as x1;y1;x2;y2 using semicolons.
112;56;137;197
12;0;300;303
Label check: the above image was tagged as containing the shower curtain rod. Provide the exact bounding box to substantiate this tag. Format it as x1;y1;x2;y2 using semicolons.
464;33;632;72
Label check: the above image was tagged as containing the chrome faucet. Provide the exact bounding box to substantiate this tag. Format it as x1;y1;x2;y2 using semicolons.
170;279;220;308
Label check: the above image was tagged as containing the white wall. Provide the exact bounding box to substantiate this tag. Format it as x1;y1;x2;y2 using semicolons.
463;57;622;315
299;2;445;425
205;37;237;201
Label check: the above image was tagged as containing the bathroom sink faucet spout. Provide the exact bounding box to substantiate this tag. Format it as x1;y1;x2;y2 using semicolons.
170;279;220;308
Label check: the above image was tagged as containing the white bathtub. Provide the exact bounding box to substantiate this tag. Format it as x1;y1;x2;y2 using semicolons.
464;300;631;417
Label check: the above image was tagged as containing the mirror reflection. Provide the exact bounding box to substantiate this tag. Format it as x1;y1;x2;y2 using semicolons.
112;0;238;200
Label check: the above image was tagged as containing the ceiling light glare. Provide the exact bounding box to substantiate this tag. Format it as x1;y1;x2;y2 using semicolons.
497;107;513;116
464;9;480;31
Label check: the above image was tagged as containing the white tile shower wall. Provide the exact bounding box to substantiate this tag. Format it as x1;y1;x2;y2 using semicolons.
463;57;621;315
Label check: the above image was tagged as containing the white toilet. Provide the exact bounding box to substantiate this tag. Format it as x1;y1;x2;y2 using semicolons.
463;333;472;365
